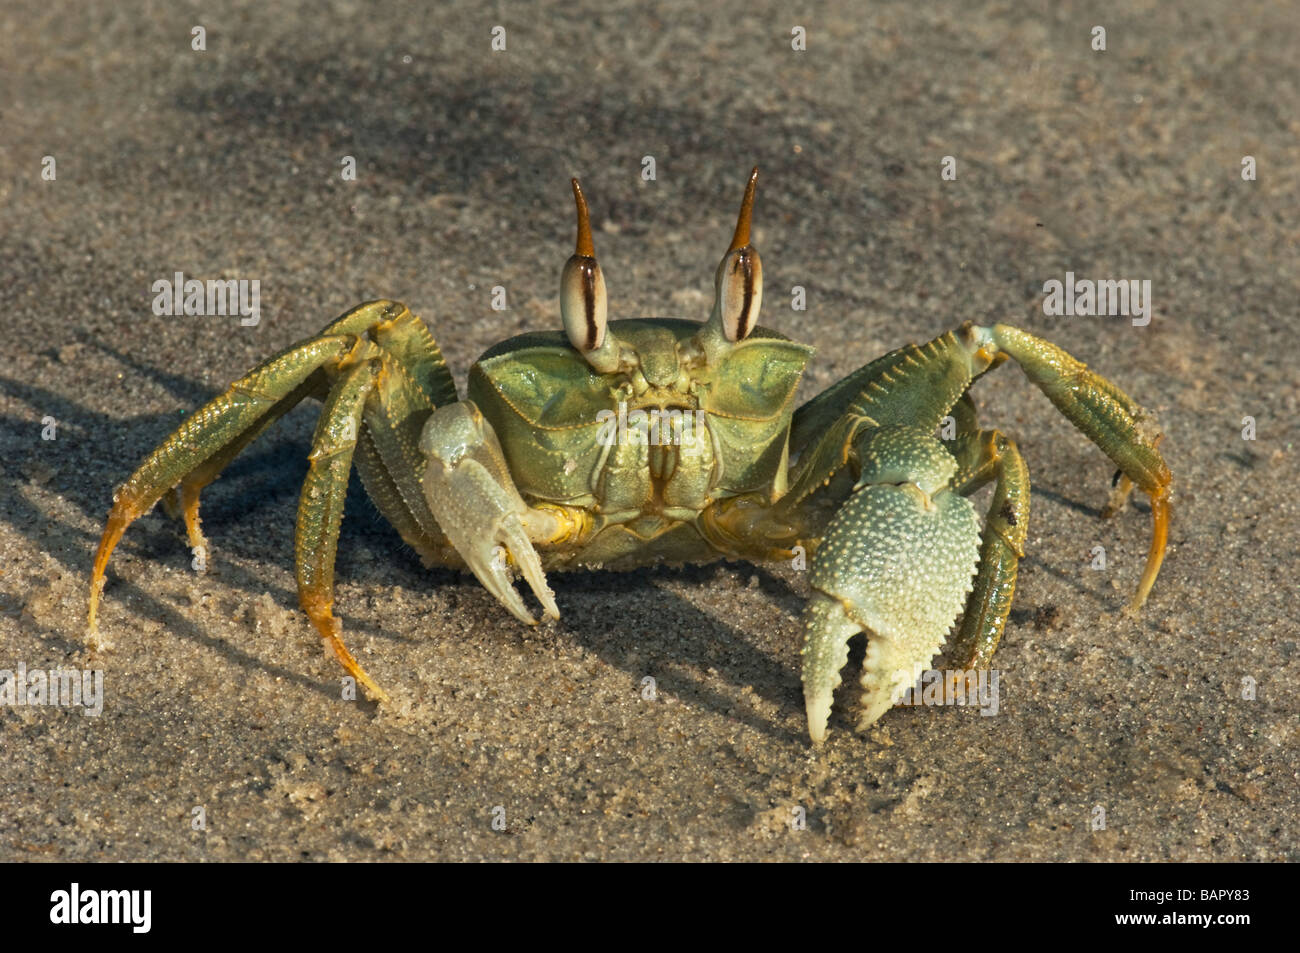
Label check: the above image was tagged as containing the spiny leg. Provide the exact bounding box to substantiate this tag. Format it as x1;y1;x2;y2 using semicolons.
322;301;459;568
783;327;996;511
89;299;418;622
294;359;388;700
163;374;324;557
946;421;1030;672
88;335;355;641
290;307;470;698
355;331;456;567
352;427;452;567
973;323;1171;609
89;298;469;700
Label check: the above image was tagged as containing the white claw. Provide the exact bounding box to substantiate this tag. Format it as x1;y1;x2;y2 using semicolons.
802;592;858;744
421;402;560;625
468;533;536;625
500;516;559;621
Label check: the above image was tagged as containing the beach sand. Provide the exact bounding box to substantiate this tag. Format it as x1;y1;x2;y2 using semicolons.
1;0;1296;860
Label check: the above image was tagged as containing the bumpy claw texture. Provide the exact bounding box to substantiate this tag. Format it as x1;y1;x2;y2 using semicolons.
801;428;982;743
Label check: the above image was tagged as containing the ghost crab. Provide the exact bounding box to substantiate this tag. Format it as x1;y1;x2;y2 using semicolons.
88;168;1171;743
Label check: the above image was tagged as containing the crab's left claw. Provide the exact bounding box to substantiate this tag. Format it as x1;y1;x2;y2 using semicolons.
801;427;982;743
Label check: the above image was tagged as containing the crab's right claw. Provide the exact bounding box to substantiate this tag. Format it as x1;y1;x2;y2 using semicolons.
801;427;982;744
420;402;559;624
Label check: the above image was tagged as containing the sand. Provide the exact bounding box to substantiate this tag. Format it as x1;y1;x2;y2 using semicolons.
1;0;1296;861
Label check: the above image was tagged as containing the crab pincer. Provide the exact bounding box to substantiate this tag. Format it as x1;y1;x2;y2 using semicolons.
801;427;983;744
419;401;560;625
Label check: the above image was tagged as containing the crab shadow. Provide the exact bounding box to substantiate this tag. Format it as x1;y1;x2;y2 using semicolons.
548;563;809;745
164;52;860;236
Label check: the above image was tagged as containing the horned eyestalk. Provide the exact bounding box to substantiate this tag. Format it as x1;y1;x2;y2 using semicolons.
560;178;622;373
711;167;763;342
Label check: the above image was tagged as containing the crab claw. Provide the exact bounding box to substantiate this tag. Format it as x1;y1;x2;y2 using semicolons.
801;427;982;743
420;401;560;624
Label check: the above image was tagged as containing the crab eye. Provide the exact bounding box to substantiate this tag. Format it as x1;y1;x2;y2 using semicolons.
713;167;763;342
560;178;609;354
718;244;762;342
561;253;607;352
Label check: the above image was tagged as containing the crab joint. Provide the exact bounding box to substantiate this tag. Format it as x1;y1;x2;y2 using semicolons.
524;502;591;548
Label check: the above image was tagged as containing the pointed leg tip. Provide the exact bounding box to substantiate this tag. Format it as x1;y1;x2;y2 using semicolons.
344;658;391;704
353;672;391;704
87;629;113;653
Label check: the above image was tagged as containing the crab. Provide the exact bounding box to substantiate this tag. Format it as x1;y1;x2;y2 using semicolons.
87;168;1171;743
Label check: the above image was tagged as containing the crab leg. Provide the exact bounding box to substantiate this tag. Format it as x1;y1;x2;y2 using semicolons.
162;375;324;556
947;424;1031;671
353;322;457;567
419;401;561;624
294;360;389;700
88;335;355;640
973;323;1171;609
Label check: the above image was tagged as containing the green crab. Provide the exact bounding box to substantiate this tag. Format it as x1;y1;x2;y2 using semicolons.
88;169;1171;743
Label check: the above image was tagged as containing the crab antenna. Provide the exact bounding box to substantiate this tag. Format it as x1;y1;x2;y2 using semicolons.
727;167;759;252
572;178;595;257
